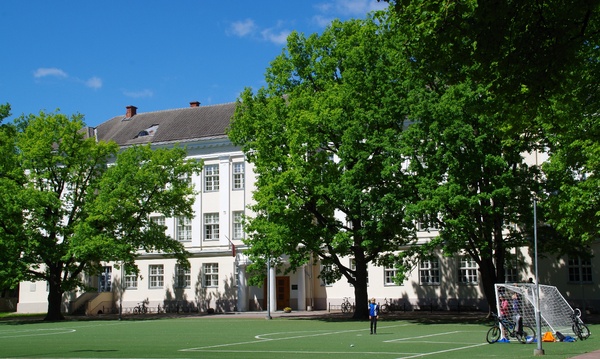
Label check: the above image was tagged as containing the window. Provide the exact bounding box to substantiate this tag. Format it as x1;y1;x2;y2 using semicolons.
150;215;165;227
149;264;164;288
203;263;219;287
204;213;219;240
459;256;478;284
420;258;440;285
505;257;519;283
320;264;333;287
233;162;245;190
568;257;593;283
124;273;138;289
175;265;191;288
417;214;440;231
233;211;244;240
350;258;368;286
176;216;192;242
384;266;399;286
204;164;219;191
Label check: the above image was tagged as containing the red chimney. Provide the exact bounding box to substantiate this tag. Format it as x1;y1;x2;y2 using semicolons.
126;105;137;118
190;101;200;108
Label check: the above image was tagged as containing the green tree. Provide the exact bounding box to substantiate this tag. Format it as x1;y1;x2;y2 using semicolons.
0;103;25;293
383;0;600;309
228;15;417;319
3;110;201;320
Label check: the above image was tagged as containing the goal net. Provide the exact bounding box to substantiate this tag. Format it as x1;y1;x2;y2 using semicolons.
495;283;575;336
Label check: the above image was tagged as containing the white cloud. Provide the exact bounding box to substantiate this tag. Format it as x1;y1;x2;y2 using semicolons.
85;76;103;89
229;19;257;37
33;67;68;78
261;28;291;45
123;89;154;98
315;0;388;17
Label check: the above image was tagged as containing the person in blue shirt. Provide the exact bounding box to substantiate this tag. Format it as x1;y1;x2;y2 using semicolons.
369;298;379;334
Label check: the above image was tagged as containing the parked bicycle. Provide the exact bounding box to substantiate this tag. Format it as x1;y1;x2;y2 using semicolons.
486;312;536;344
380;298;399;314
341;297;353;314
133;301;148;314
571;308;591;340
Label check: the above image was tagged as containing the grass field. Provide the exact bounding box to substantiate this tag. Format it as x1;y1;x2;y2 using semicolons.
0;312;598;359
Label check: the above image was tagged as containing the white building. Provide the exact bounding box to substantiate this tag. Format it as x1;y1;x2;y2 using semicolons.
17;102;599;315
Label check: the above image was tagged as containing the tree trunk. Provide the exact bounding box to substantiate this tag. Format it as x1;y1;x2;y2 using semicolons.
478;258;498;314
352;255;370;320
44;268;65;321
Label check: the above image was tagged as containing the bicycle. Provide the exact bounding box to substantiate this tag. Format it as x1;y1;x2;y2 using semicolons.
133;301;148;314
571;308;591;340
486;312;536;344
341;297;353;314
380;298;397;314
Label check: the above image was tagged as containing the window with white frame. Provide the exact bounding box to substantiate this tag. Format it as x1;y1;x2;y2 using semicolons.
232;162;245;190
568;257;593;283
320;264;333;287
203;263;219;287
459;256;478;284
504;256;519;283
150;215;165;227
233;211;244;240
350;258;368;286
176;216;192;242
384;265;399;286
420;258;440;285
124;272;138;289
204;164;219;191
417;213;440;231
175;264;191;288
149;264;164;288
204;213;219;240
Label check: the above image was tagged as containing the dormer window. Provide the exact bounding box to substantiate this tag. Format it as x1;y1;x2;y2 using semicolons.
135;124;159;138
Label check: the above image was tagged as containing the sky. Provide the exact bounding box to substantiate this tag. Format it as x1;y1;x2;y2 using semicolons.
0;0;389;127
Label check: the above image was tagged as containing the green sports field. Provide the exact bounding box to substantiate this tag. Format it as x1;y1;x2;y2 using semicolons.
0;313;597;359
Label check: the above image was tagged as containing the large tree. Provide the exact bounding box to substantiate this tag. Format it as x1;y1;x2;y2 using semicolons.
1;110;201;320
228;15;417;319
384;0;600;310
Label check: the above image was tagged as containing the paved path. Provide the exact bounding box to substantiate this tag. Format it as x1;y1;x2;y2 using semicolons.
569;349;600;359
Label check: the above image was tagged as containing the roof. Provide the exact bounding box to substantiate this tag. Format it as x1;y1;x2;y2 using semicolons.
95;103;236;146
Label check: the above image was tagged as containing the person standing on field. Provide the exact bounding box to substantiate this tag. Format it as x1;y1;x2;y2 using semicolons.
369;298;379;334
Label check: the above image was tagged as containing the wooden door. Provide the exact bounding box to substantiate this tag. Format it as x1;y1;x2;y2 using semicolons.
276;276;290;310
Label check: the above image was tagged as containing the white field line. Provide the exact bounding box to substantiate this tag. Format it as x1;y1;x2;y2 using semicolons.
394;343;488;359
0;328;76;338
181;323;413;352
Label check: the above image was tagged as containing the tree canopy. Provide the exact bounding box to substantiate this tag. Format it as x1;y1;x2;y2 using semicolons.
0;110;201;320
228;16;418;319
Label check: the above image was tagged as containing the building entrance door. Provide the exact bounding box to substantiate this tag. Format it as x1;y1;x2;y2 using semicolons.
99;266;112;292
276;276;290;310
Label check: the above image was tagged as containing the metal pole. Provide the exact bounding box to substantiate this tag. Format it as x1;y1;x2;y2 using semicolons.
119;261;123;320
266;256;272;320
533;199;544;355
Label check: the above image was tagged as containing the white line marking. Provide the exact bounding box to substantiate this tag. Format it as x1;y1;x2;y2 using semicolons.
384;331;461;343
395;342;488;359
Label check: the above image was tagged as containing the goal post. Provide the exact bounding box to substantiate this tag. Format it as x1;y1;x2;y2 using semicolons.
495;283;575;336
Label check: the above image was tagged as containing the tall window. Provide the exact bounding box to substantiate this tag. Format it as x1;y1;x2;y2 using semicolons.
459;256;478;284
568;257;593;283
175;264;191;288
505;257;519;283
204;213;219;240
203;263;219;287
176;216;192;242
420;258;440;285
149;265;164;288
350;258;368;286
233;211;244;240
320;264;333;287
384;266;399;286
233;162;245;190
204;164;219;191
417;214;440;231
150;215;165;227
124;273;138;289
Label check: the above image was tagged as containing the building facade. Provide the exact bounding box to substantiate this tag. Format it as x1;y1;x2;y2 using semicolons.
17;102;599;315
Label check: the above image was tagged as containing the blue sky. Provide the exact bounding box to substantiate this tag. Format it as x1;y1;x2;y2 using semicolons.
0;0;388;127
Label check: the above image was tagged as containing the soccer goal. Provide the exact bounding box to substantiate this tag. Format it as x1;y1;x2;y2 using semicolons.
495;283;576;336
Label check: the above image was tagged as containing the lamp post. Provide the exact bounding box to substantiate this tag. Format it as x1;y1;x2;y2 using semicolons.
266;256;272;320
533;198;544;355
